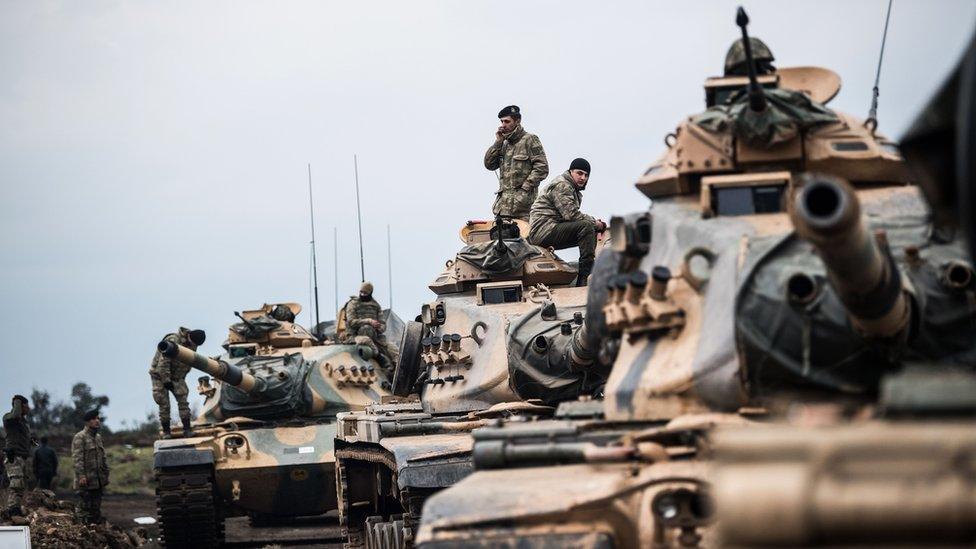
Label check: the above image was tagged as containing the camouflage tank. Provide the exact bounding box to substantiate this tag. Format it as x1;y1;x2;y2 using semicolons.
712;30;976;547
152;302;397;548
415;9;976;548
333;218;615;547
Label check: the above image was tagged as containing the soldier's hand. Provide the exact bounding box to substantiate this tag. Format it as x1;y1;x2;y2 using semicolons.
79;476;88;487
495;129;504;143
596;219;607;232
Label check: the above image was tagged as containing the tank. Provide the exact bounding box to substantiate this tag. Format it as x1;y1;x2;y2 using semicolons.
151;302;395;548
712;29;976;547
333;218;616;547
414;8;976;548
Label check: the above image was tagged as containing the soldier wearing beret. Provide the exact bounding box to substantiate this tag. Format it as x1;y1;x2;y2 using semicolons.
528;158;606;286
149;327;206;438
484;105;549;221
72;409;109;525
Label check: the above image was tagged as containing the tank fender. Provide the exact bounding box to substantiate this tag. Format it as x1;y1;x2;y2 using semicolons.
154;447;215;469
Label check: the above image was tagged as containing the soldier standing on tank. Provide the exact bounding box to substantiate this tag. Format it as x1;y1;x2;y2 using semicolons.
343;282;397;368
2;395;35;520
528;158;606;286
32;437;57;491
150;327;206;439
72;410;108;525
484;105;549;221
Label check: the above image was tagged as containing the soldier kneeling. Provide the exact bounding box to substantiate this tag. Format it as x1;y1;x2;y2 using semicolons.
528;158;606;286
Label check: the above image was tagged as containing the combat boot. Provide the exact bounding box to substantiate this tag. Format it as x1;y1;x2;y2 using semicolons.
576;261;594;287
160;421;172;440
181;418;195;438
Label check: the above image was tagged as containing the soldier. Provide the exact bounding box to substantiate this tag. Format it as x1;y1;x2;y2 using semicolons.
484;105;549;221
724;36;775;76
528;158;606;286
343;282;397;368
2;395;35;519
150;327;206;438
32;437;58;491
72;410;108;525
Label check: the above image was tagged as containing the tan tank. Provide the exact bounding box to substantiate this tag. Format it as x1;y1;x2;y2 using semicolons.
711;30;976;547
414;8;976;548
333;218;615;547
152;302;395;548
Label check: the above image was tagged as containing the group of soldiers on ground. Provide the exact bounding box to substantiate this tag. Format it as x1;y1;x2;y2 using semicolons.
486;104;606;286
2;395;108;525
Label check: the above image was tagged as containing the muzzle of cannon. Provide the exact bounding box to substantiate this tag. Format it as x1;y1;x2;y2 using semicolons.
790;174;910;338
158;340;260;392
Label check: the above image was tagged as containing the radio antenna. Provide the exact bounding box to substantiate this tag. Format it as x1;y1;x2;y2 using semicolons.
866;0;894;131
307;163;321;329
354;154;366;282
333;226;339;318
387;224;393;309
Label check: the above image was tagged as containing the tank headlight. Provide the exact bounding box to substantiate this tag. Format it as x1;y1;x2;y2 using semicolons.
654;493;680;520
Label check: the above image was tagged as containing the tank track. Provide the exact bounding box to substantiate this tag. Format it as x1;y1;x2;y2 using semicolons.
155;465;224;548
337;446;415;549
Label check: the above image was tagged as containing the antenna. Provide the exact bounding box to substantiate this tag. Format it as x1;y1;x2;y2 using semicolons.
333;226;339;318
307;163;321;329
387;224;393;309
866;0;894;131
354;154;366;283
735;7;768;113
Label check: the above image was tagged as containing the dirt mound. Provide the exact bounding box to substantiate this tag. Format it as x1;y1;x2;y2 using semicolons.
2;490;147;548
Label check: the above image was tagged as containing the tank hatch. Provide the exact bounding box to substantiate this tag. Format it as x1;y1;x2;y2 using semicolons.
430;219;577;295
224;302;319;352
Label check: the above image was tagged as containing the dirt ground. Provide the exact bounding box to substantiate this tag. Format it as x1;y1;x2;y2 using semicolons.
17;491;344;548
97;493;343;548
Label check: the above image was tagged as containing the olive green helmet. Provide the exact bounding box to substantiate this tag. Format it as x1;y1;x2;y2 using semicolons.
724;37;775;76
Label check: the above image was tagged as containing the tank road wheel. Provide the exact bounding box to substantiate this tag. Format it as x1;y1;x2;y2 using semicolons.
155;465;224;548
365;514;411;549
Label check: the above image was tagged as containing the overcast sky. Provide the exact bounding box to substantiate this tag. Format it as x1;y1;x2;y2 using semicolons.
2;1;973;428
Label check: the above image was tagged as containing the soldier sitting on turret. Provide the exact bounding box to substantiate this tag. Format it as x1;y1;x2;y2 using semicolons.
527;158;606;286
149;327;206;439
342;282;398;369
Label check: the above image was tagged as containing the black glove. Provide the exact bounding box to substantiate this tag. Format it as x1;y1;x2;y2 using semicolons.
163;381;174;390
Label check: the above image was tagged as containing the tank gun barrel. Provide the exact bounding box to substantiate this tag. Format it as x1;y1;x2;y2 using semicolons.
157;341;260;392
735;7;768;112
234;311;258;331
790;174;910;338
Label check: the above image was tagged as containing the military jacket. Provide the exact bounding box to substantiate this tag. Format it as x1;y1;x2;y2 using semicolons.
2;400;32;458
149;328;198;384
344;297;385;332
484;126;549;216
528;171;596;241
72;427;109;490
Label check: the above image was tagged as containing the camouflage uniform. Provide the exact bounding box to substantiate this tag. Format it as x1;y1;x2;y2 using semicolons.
71;426;109;524
2;400;33;516
484;125;549;220
343;295;398;368
149;328;198;430
528;171;598;274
